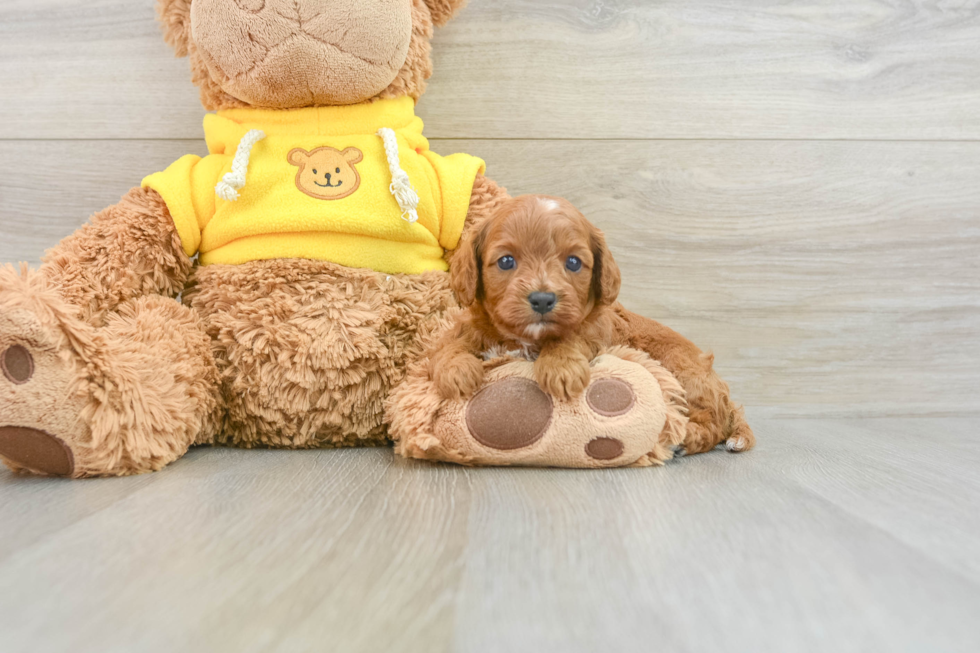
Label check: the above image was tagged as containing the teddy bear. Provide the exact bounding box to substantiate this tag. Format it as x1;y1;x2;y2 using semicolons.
0;0;715;478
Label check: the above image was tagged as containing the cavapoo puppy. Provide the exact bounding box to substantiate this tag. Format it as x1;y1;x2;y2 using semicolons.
430;194;755;455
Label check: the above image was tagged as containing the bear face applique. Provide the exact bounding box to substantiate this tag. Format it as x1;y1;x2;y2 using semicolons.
288;147;364;200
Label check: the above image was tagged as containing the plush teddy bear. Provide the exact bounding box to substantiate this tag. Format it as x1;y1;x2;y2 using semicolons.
0;0;510;477
0;0;723;478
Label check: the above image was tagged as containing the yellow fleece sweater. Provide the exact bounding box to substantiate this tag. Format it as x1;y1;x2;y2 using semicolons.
142;97;485;274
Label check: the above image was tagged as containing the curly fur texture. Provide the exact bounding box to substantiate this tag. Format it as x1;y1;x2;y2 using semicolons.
424;0;469;27
0;265;220;477
438;195;754;455
40;187;192;327
184;258;458;449
0;174;505;478
433;195;623;400
0;0;528;477
157;0;193;57
614;307;755;454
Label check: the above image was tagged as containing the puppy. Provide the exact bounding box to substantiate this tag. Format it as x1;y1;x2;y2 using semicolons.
430;194;755;455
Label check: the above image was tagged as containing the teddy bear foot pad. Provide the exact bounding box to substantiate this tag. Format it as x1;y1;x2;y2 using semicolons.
0;297;87;477
391;349;688;469
466;376;637;460
0;426;74;477
0;338;73;475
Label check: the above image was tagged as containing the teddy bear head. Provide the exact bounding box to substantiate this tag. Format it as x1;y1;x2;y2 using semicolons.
157;0;468;110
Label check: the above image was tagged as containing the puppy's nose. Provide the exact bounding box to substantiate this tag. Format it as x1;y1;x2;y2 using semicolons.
528;292;557;315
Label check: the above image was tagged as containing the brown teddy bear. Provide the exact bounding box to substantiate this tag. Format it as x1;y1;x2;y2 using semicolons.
0;0;511;477
0;0;738;477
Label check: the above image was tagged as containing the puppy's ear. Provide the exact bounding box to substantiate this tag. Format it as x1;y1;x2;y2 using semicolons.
158;0;193;58
424;0;469;27
590;226;622;307
450;222;487;307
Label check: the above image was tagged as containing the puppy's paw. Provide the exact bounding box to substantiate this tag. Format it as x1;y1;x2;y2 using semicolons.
725;419;756;453
433;354;485;401
725;435;752;453
534;355;591;401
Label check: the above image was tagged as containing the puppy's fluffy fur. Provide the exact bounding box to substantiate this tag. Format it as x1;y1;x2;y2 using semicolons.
431;195;755;455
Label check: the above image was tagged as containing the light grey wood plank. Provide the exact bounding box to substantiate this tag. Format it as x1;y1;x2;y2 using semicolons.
0;447;472;653
1;138;977;417
0;140;209;259
758;418;980;584
450;418;980;653
2;0;980;140
0;469;163;561
0;0;202;141
0;417;978;653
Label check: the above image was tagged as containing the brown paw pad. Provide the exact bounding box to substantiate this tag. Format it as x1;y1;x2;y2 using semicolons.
466;377;553;451
0;426;74;476
1;345;34;385
585;437;625;461
586;378;635;417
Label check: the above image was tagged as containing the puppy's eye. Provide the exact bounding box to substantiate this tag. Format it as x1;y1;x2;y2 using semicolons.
312;169;318;175
497;256;516;271
566;256;583;272
336;168;341;174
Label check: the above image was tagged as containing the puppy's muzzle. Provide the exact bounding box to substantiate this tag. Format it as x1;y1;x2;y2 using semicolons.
528;292;557;315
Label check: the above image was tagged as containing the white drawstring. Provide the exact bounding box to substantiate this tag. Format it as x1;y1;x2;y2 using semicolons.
377;127;420;224
215;129;266;202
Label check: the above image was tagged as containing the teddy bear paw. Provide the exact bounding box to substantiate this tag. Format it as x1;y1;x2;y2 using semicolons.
392;351;688;469
465;374;647;465
0;271;89;477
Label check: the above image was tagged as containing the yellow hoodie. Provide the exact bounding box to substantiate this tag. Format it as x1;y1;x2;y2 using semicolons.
142;97;485;275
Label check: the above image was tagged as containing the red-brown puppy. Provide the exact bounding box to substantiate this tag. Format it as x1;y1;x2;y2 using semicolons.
431;194;755;455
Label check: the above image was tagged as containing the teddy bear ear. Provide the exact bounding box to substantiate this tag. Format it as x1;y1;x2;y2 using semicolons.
424;0;469;27
342;148;364;165
157;0;193;57
287;148;311;166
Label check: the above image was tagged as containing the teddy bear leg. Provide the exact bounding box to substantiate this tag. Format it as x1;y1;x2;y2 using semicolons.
390;349;689;468
0;267;221;477
184;258;460;449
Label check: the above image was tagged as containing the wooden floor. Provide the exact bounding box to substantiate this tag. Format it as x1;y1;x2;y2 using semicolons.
1;1;979;651
0;415;977;652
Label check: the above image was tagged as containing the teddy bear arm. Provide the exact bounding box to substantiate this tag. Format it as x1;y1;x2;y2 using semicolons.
38;186;192;326
444;173;510;268
466;173;510;226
